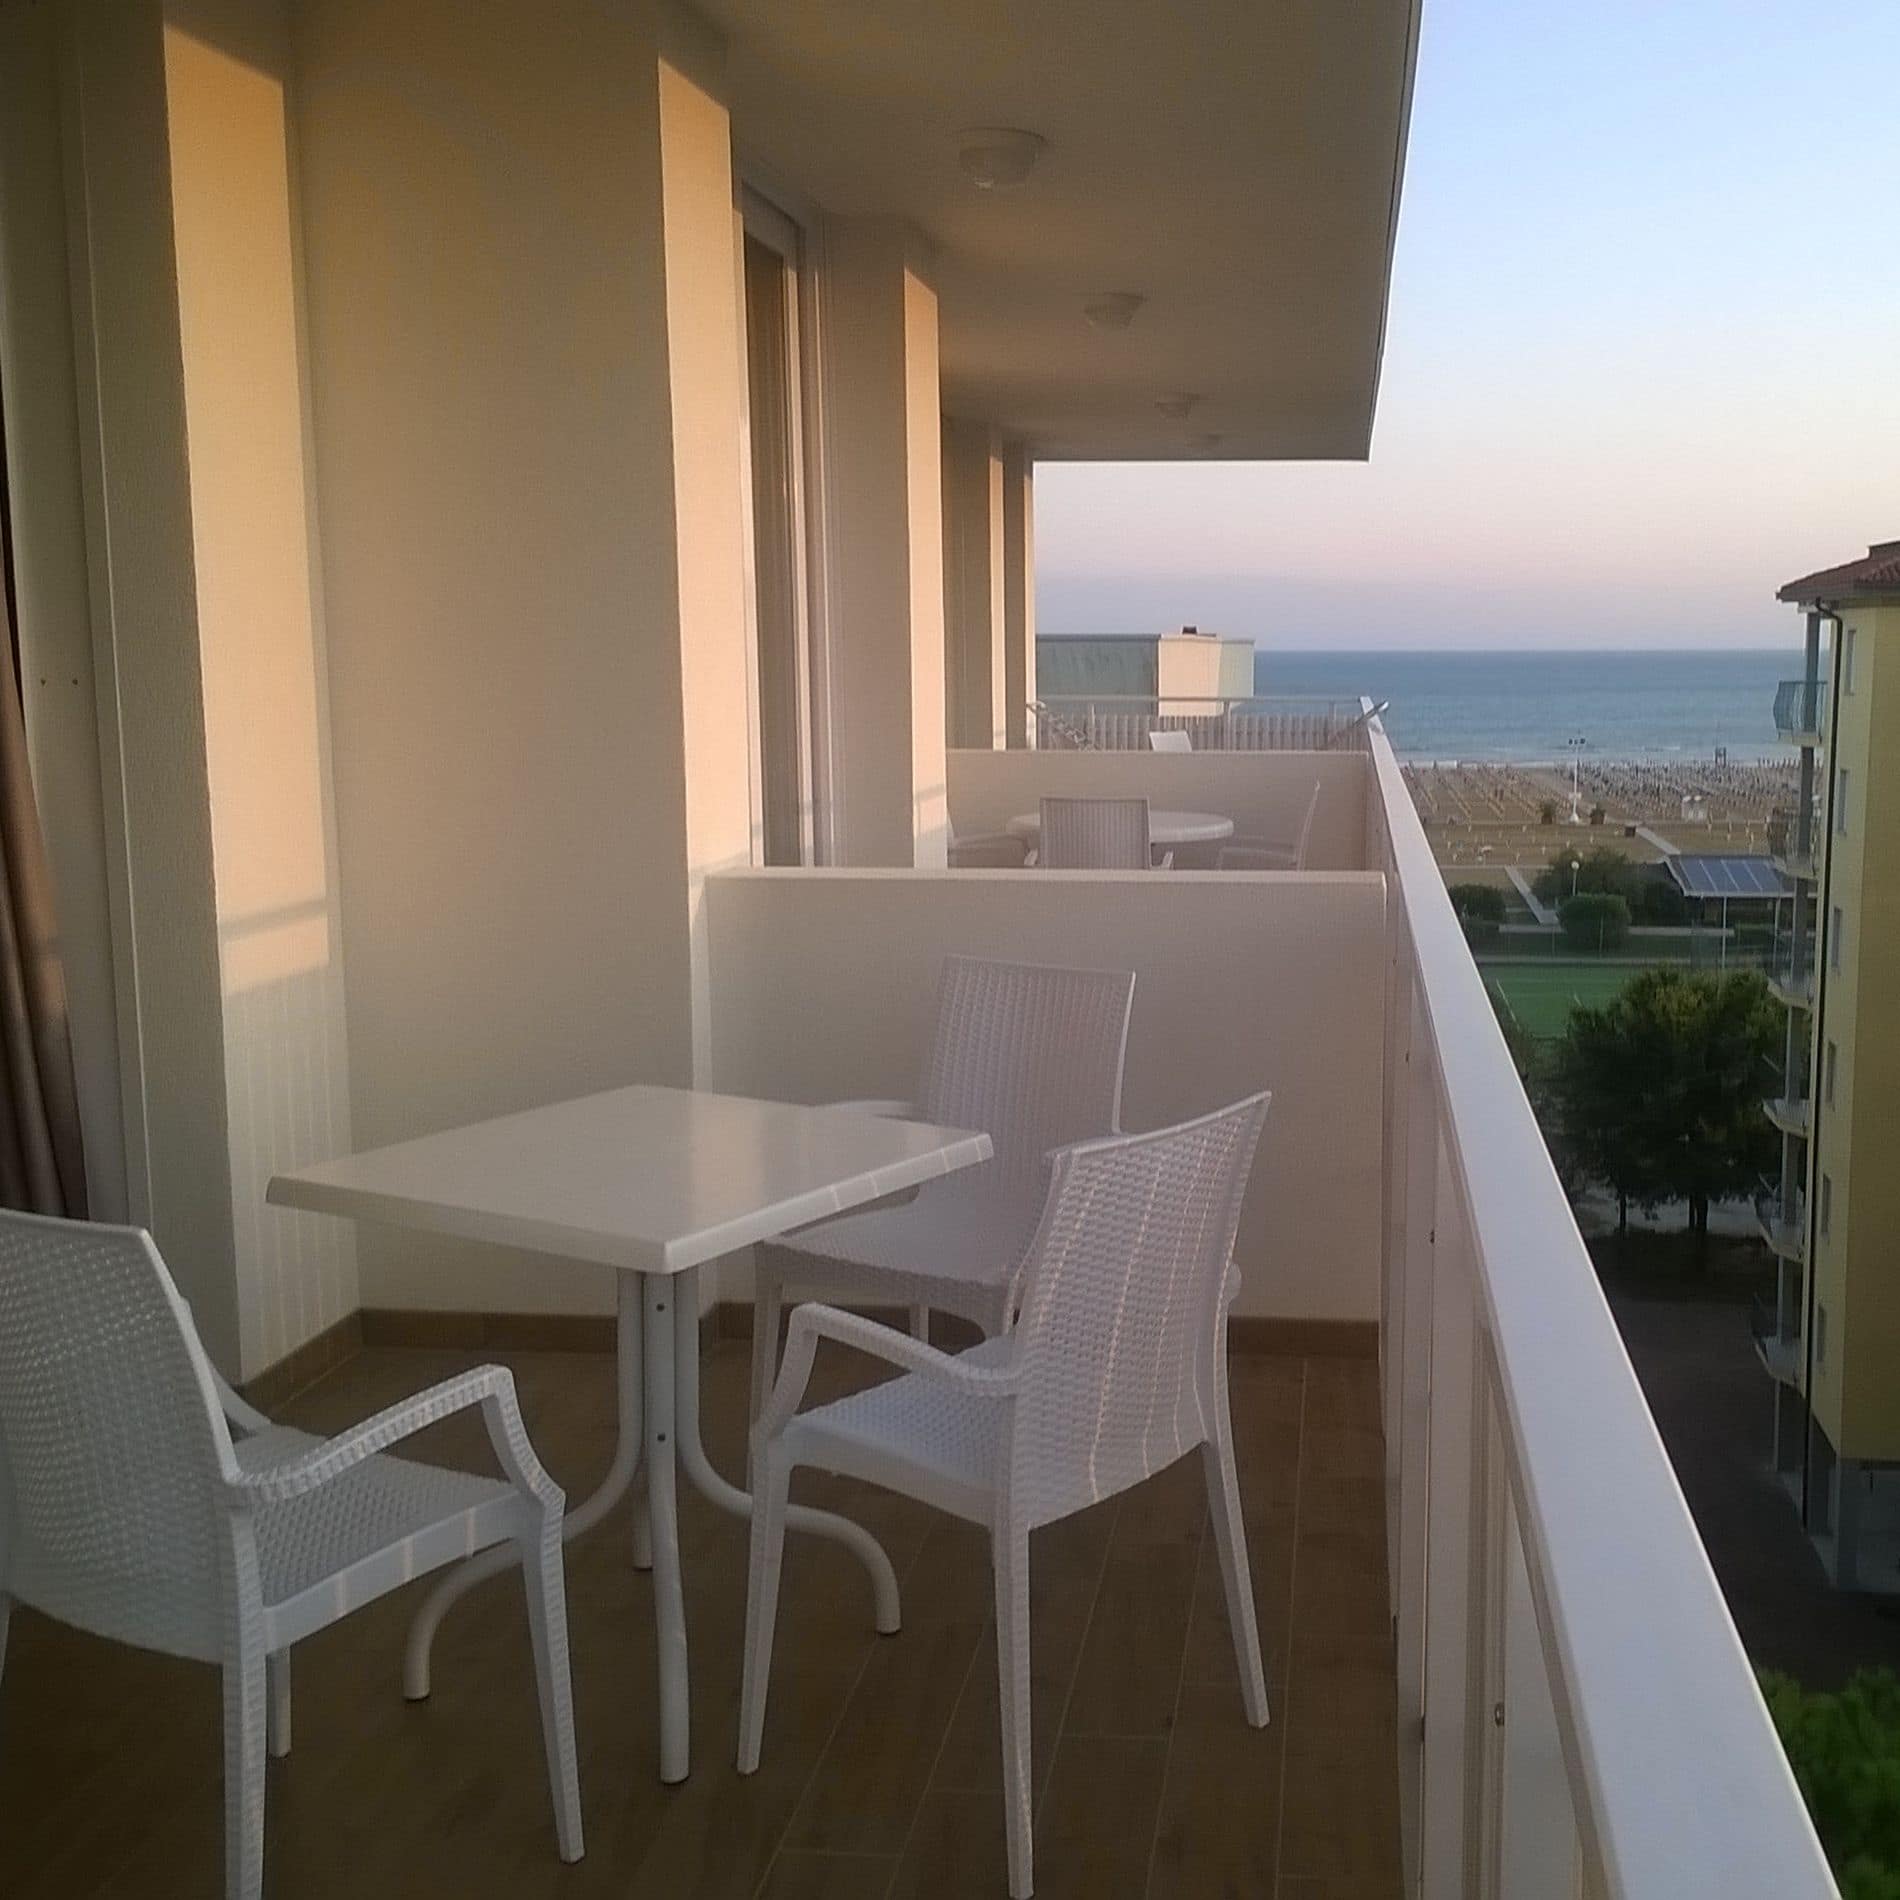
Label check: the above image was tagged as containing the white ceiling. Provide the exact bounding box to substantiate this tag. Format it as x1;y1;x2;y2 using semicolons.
699;0;1419;461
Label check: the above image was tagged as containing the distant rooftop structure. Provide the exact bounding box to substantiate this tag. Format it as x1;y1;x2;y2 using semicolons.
1665;854;1794;901
1777;538;1900;605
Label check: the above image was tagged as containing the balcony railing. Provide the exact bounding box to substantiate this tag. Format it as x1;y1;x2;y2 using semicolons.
1755;1178;1808;1261
1029;694;1365;752
1768;800;1821;880
1773;678;1827;743
1751;1288;1803;1385
1368;711;1835;1895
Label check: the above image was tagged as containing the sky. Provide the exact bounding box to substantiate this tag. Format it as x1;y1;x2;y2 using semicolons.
1035;0;1900;651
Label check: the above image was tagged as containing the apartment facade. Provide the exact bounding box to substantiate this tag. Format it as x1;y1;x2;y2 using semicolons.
1767;543;1900;1589
0;3;1843;1892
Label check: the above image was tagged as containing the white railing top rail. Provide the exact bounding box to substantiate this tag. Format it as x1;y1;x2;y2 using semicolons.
1368;710;1835;1896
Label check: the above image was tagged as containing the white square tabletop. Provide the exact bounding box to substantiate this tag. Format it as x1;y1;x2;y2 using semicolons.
265;1083;993;1275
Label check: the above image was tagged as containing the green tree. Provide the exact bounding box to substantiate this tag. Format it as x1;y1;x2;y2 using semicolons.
1762;1670;1900;1899
1550;967;1779;1242
1559;890;1630;951
1533;844;1637;906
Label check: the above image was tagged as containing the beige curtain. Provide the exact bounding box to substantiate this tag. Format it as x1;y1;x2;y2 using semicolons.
0;565;87;1216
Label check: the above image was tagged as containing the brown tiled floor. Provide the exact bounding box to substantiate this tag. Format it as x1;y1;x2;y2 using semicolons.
0;1340;1401;1898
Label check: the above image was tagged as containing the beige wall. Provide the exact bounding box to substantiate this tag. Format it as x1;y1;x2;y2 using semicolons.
658;58;757;1083
947;749;1371;872
292;0;722;1317
705;867;1388;1321
1812;604;1900;1458
1002;445;1035;746
164;0;358;1375
818;219;948;867
941;416;1006;750
23;0;245;1366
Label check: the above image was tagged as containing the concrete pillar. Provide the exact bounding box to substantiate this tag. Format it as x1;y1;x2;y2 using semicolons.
1002;443;1036;748
817;218;947;865
941;416;1006;750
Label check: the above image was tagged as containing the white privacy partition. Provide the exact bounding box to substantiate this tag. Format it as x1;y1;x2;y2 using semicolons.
1368;712;1836;1897
703;866;1387;1324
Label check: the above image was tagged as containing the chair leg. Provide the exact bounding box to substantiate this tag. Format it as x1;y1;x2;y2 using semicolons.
266;1651;292;1759
993;1525;1035;1900
750;1268;784;1429
223;1628;268;1900
521;1518;585;1862
736;1440;792;1774
1202;1425;1269;1728
908;1304;930;1343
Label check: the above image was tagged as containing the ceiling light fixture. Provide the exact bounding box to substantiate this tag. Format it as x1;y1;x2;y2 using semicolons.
1156;393;1200;419
1083;292;1145;331
957;127;1047;190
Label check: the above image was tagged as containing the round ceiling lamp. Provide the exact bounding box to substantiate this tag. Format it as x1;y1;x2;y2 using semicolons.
957;128;1047;190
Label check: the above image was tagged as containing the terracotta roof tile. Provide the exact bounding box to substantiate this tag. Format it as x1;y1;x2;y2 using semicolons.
1778;539;1900;604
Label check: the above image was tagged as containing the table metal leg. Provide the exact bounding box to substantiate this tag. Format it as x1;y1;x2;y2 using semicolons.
402;1273;647;1701
671;1264;901;1635
643;1274;689;1783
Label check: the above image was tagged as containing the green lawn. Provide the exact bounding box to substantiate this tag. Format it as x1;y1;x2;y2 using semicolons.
1485;961;1636;1040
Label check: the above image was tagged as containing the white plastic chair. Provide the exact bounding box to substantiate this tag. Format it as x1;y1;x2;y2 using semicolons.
1037;795;1171;869
750;955;1137;1426
738;1095;1272;1899
1147;729;1193;753
0;1211;583;1900
1218;779;1322;870
948;824;1031;868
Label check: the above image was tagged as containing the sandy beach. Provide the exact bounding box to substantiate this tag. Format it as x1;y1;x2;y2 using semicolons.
1404;759;1799;872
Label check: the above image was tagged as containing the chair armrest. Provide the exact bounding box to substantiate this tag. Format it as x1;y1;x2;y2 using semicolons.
1154;850;1175;871
824;1097;916;1120
213;1366;274;1438
228;1365;561;1514
756;1303;1021;1443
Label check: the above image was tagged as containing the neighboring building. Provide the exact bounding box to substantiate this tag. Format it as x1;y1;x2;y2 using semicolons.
1035;629;1256;713
1764;541;1900;1588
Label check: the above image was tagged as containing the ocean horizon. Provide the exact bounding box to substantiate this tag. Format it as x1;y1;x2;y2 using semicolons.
1247;647;1802;764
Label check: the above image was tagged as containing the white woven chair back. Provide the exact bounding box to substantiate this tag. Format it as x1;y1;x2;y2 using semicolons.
915;957;1135;1201
1293;781;1322;867
0;1211;236;1653
1037;796;1153;869
1007;1095;1269;1518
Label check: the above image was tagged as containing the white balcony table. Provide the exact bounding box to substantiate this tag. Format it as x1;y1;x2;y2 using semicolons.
266;1083;991;1784
1005;807;1235;848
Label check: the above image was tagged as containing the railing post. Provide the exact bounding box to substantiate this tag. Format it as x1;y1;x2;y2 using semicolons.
1420;1146;1484;1898
1394;976;1438;1891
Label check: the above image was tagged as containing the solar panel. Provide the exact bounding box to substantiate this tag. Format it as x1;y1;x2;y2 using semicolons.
1664;855;1794;899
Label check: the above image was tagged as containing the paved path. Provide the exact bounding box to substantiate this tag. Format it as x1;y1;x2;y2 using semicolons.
1505;865;1559;925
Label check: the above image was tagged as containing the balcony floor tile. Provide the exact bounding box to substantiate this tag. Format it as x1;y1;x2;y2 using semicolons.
0;1340;1401;1899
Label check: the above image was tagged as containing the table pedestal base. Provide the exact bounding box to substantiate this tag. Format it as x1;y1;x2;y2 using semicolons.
401;1265;900;1783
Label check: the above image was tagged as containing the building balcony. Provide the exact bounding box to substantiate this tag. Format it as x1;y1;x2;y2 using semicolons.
1769;955;1817;1010
3;730;1833;1898
1773;678;1827;747
1753;1290;1804;1386
1767;804;1821;881
1029;694;1366;753
1765;1093;1813;1139
1756;1182;1808;1261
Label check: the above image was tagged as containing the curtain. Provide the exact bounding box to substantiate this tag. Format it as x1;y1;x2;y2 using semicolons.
0;490;88;1217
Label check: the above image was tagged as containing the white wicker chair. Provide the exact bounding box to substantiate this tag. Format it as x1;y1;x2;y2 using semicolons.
1217;779;1322;870
1036;795;1171;869
738;1095;1272;1899
0;1211;583;1900
750;956;1137;1427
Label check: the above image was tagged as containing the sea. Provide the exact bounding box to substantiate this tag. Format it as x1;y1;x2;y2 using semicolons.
1251;648;1801;764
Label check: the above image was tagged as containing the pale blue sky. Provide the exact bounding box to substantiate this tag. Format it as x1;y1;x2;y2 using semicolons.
1036;0;1900;650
